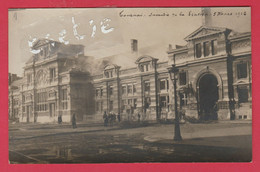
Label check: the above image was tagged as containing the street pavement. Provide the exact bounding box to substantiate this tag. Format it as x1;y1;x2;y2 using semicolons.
9;120;252;163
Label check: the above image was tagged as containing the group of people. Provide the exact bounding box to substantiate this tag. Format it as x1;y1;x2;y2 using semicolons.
57;113;77;129
103;111;121;127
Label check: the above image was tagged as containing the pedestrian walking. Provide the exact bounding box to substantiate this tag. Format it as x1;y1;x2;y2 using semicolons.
72;113;77;129
138;113;141;123
117;113;121;122
103;111;108;127
58;115;62;124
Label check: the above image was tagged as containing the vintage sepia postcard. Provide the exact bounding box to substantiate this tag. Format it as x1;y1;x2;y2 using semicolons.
8;7;251;164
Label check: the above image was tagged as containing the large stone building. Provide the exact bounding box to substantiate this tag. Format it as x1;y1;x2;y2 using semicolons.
167;26;251;120
92;25;251;122
9;20;251;123
9;39;94;123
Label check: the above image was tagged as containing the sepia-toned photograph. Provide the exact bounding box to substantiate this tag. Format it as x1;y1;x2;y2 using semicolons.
8;7;252;163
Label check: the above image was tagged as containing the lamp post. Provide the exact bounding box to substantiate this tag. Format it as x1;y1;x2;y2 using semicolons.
168;64;182;141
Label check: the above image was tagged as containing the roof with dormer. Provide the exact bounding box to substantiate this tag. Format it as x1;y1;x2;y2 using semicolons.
104;64;121;70
135;55;158;64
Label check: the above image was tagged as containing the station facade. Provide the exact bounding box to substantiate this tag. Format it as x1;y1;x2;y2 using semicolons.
92;26;251;121
9;25;252;123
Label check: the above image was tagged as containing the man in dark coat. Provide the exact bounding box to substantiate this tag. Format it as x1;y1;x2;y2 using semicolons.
72;113;77;128
58;115;62;124
103;111;108;127
117;113;121;122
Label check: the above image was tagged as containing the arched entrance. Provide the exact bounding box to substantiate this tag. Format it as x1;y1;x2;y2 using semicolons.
198;74;219;120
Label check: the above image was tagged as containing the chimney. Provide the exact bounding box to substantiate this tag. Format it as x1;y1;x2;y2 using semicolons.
202;7;212;26
168;44;172;51
131;39;138;53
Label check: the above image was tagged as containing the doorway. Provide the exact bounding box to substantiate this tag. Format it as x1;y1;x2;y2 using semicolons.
198;74;219;120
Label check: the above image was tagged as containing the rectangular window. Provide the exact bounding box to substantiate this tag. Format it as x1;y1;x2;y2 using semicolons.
203;41;210;57
36;92;48;111
144;97;151;109
145;64;149;71
140;65;144;72
237;63;248;79
180;93;188;107
109;86;113;95
134;99;137;109
133;84;137;93
179;72;187;85
127;85;133;94
121;100;126;110
100;89;103;97
238;86;248;103
211;40;218;55
160;80;166;90
128;99;132;105
140;64;149;72
195;43;202;58
50;68;56;82
160;96;167;108
122;85;127;95
61;89;68;110
144;81;150;92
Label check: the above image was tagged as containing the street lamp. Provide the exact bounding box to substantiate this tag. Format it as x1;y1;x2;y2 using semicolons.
168;64;182;141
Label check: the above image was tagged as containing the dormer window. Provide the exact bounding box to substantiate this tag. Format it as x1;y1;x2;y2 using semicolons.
140;65;144;72
104;70;113;78
145;64;149;71
140;63;149;72
136;56;157;73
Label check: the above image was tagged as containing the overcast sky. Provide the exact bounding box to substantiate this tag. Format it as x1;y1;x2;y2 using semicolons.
8;7;251;76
